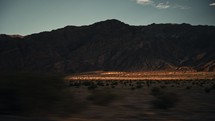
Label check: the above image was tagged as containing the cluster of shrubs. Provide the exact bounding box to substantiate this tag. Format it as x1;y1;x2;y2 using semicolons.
69;80;215;93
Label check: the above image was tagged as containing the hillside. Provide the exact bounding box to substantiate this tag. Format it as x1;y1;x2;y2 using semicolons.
0;19;215;73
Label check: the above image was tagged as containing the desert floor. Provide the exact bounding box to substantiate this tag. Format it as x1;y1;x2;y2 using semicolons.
1;71;215;121
60;79;215;121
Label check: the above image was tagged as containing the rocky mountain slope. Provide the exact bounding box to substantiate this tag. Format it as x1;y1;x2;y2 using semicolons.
0;19;215;73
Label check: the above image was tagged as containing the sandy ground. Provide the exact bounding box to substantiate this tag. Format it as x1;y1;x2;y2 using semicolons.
66;71;215;81
2;72;215;121
61;80;215;121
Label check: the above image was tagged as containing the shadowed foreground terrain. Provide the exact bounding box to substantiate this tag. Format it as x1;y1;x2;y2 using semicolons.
1;72;215;121
66;79;215;121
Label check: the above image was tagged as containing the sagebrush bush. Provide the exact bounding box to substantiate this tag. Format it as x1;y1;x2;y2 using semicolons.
87;89;117;106
150;87;179;109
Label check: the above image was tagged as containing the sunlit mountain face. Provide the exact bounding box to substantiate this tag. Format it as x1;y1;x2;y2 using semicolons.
0;20;215;74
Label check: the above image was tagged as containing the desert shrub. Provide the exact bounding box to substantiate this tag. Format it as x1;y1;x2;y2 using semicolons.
136;84;143;89
97;81;105;86
150;87;179;109
186;86;192;90
204;87;211;93
210;84;215;90
131;87;136;90
0;72;86;116
146;81;150;87
151;92;179;109
111;81;118;86
82;81;92;86
150;87;162;96
88;84;98;90
73;82;81;88
87;89;117;106
160;85;167;89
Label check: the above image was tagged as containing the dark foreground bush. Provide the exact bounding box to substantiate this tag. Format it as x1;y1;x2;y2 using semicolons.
150;87;163;96
87;89;117;106
0;72;86;116
150;87;179;109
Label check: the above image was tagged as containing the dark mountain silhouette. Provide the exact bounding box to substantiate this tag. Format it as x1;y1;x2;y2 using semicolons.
0;19;215;73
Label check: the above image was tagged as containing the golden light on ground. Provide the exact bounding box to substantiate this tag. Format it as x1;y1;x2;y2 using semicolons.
66;71;215;81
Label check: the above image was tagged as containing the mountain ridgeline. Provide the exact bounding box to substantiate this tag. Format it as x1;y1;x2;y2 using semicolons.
0;19;215;73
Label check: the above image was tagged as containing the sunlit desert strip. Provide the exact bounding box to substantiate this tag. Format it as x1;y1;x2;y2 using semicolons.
66;71;215;81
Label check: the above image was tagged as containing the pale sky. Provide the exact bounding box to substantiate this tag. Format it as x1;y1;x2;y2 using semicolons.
0;0;215;35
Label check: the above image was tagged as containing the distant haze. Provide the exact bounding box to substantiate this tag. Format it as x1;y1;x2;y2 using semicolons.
0;0;215;35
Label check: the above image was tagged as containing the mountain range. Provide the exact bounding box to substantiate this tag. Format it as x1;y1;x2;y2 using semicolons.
0;19;215;73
